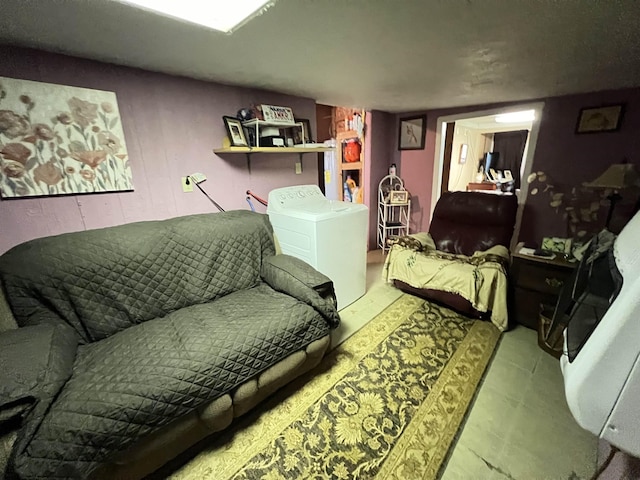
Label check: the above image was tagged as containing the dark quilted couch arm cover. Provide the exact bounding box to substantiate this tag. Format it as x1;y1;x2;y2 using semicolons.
261;255;340;328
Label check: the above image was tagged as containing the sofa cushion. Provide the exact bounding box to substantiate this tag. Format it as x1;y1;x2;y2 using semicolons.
0;211;276;343
14;283;330;479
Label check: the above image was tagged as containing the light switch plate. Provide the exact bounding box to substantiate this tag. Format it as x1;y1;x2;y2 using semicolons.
182;177;193;192
295;161;302;174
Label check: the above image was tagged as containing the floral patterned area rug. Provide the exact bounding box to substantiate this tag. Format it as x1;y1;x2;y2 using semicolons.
169;294;500;480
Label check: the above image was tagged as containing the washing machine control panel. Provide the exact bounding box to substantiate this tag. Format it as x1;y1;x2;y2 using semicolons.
268;185;324;210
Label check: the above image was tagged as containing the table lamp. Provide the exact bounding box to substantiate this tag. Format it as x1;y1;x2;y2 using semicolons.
583;163;639;229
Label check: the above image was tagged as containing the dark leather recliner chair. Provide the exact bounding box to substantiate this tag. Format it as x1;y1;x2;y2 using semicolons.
393;191;518;321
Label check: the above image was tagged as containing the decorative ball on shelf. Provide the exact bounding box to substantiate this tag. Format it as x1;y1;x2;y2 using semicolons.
236;108;254;121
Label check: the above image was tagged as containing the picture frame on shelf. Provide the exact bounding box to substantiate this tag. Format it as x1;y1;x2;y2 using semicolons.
575;104;624;133
398;114;426;150
223;116;248;147
292;118;312;145
390;190;409;204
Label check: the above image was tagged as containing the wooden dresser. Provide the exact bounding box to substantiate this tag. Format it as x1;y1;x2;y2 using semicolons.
466;182;497;191
510;251;576;330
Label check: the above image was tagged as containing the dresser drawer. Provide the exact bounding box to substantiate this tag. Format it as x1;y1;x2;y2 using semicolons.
510;253;576;330
512;260;572;295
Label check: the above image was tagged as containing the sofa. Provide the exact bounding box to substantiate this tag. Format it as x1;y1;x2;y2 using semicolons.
383;191;518;331
0;210;340;479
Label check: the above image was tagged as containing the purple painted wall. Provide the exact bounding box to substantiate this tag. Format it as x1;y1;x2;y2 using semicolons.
365;110;395;247
519;88;640;242
0;47;318;254
393;87;640;244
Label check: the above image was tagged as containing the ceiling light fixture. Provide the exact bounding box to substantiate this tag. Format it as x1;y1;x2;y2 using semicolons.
117;0;274;33
495;110;536;123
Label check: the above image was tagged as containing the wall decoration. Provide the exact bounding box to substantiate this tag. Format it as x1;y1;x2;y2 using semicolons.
292;118;312;145
260;104;295;124
576;104;624;133
223;116;248;146
398;115;426;150
0;76;132;198
459;143;468;164
527;170;612;241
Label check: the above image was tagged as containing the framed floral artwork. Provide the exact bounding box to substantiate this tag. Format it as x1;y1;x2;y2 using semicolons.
0;76;132;198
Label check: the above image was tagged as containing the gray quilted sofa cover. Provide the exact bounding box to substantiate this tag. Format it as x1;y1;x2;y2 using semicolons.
0;210;339;479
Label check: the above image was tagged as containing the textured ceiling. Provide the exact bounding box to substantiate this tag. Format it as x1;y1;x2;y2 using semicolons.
1;0;639;113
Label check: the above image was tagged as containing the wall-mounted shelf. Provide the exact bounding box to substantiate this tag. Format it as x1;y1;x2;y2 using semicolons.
213;147;333;154
339;161;363;170
213;146;334;173
337;130;365;202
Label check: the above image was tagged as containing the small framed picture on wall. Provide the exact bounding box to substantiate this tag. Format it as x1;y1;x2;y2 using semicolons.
575;104;624;133
398;115;426;150
459;144;468;164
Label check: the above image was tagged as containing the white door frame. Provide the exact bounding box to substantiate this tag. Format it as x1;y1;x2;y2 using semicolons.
430;101;545;248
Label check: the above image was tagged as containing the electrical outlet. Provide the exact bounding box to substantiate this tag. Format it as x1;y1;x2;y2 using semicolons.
295;161;302;175
182;176;193;193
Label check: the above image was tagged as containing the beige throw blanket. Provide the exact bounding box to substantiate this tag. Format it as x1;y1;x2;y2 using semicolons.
383;233;510;331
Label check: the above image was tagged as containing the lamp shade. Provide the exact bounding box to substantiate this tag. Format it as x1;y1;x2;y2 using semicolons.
583;163;640;190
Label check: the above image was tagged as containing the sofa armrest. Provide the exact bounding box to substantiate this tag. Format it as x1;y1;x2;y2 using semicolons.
261;255;340;328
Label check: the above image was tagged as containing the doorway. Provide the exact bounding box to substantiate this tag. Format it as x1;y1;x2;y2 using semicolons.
431;102;544;248
444;115;533;193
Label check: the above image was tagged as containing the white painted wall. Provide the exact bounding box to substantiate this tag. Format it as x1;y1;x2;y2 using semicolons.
448;126;491;191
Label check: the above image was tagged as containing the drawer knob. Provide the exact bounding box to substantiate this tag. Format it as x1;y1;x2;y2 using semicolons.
545;277;563;288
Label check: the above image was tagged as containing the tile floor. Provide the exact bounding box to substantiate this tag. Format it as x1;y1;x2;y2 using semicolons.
334;250;598;480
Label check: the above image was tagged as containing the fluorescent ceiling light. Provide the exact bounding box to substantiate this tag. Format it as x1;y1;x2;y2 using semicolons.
495;110;535;123
118;0;273;33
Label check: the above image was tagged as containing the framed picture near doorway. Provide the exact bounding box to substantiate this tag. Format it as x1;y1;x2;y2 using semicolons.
398;115;426;150
459;143;468;164
575;104;624;133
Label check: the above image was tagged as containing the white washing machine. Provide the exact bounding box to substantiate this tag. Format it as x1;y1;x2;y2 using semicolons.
267;185;368;310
